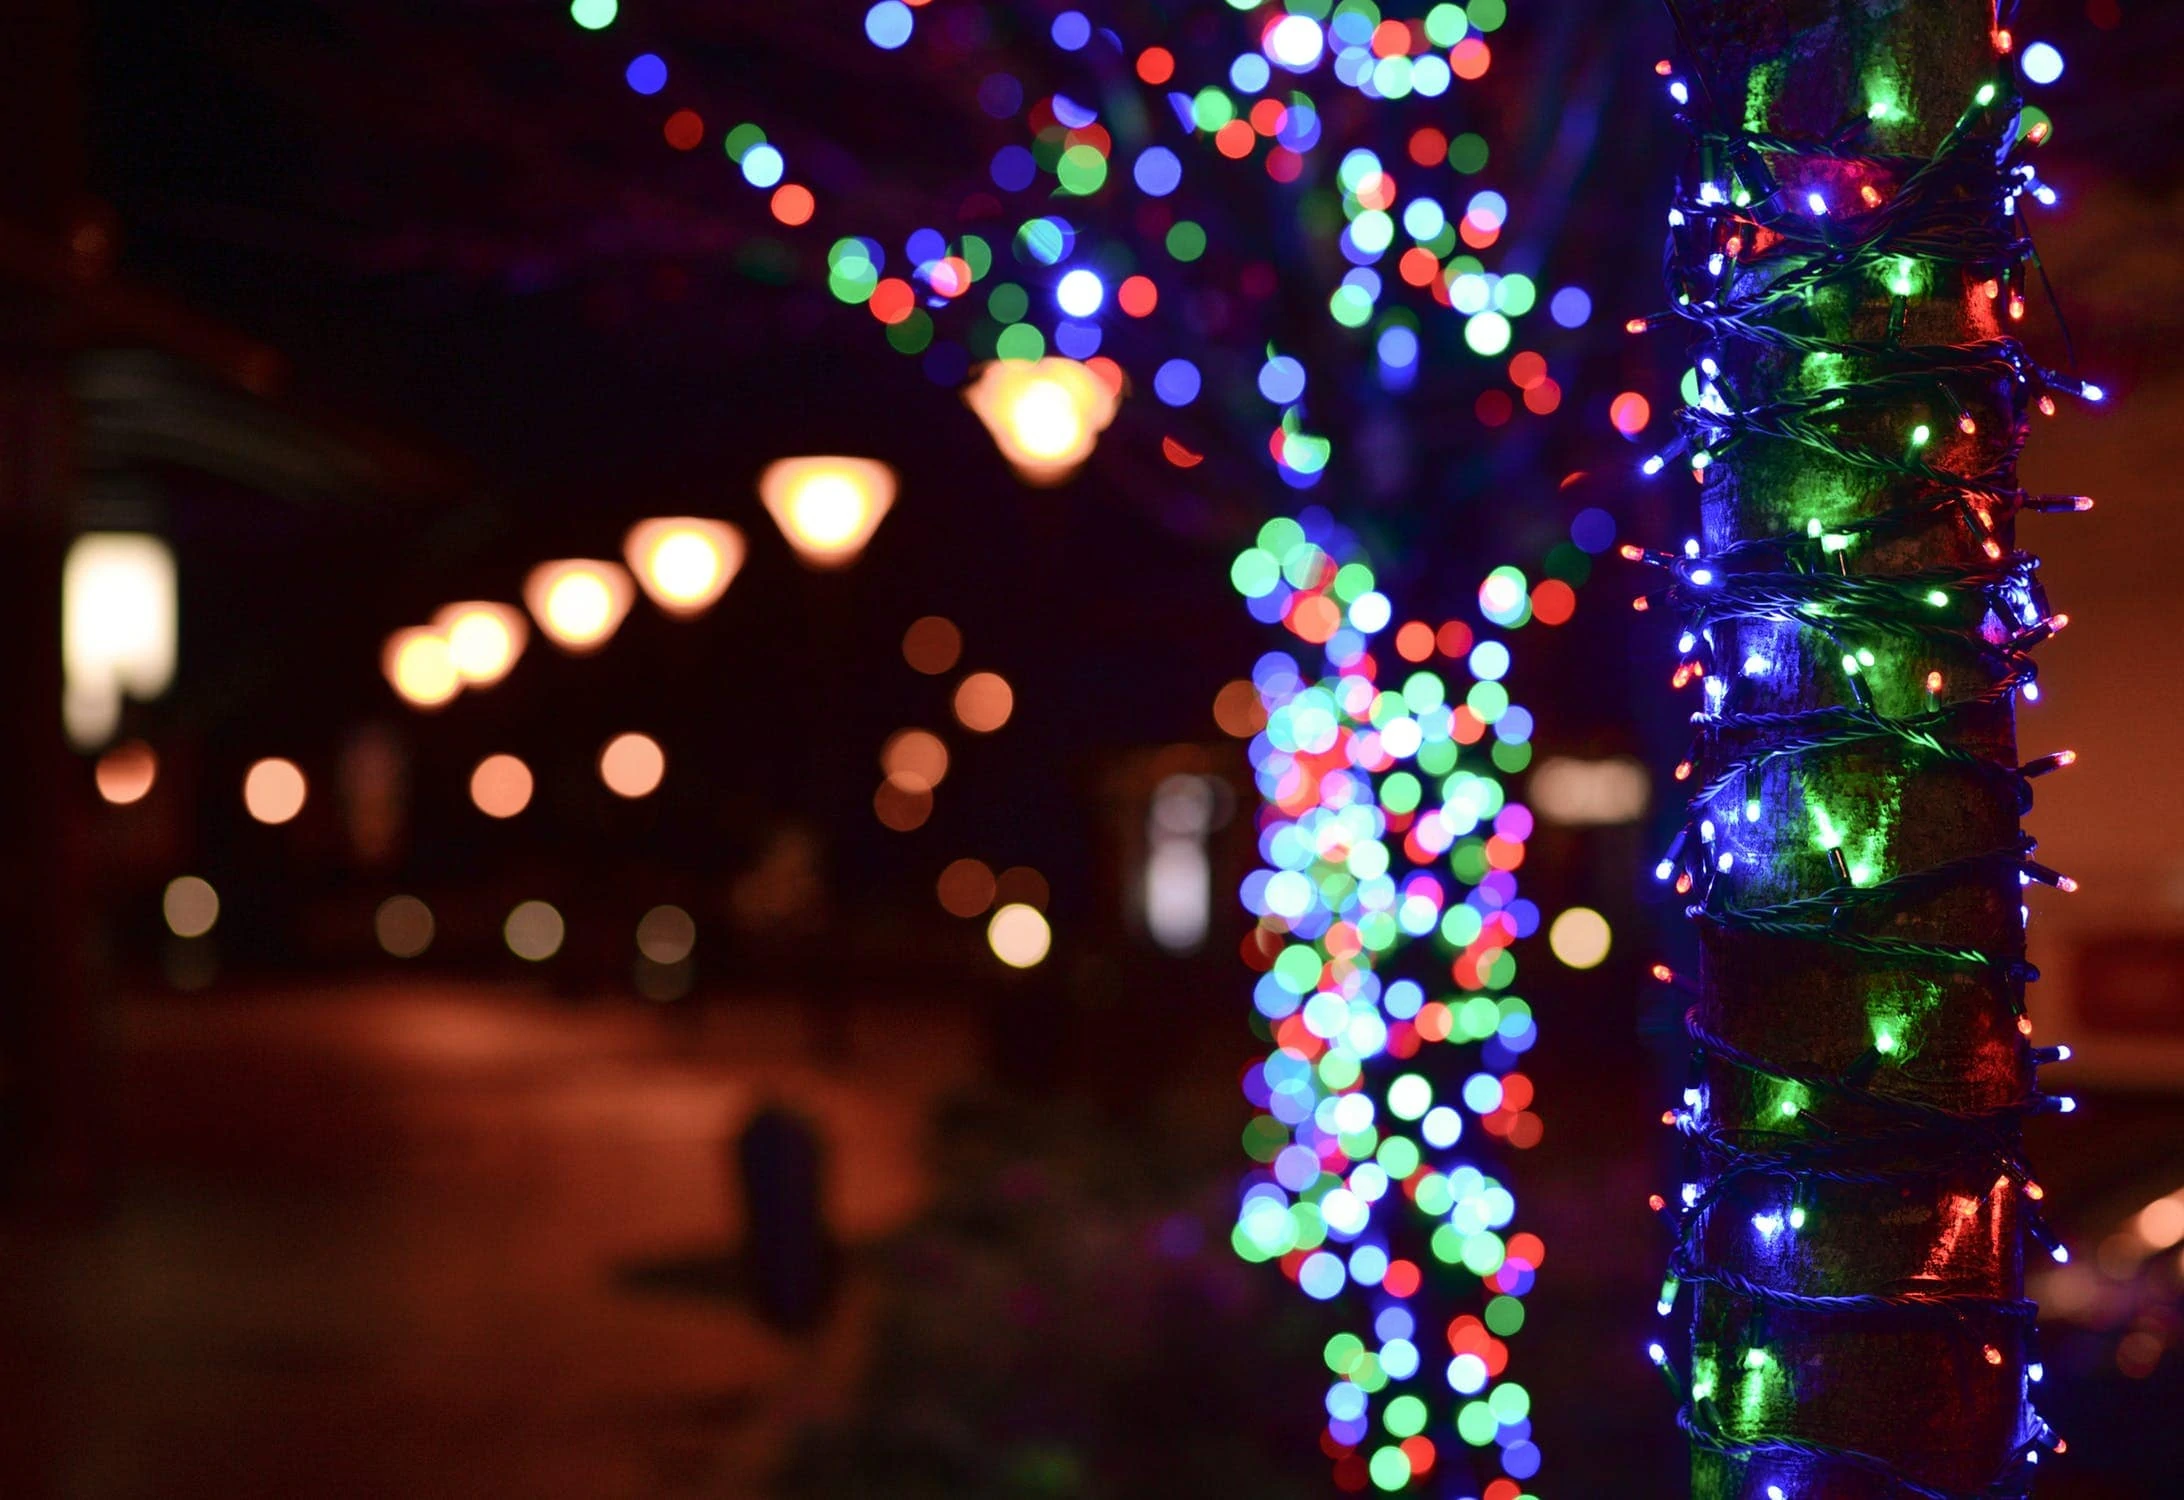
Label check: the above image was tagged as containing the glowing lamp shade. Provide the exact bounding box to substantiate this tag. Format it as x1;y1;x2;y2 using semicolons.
758;457;896;568
962;357;1119;485
62;532;177;750
624;516;747;616
432;601;529;686
382;627;462;710
523;559;636;653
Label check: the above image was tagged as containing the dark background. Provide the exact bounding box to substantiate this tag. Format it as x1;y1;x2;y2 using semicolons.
2;0;2179;1495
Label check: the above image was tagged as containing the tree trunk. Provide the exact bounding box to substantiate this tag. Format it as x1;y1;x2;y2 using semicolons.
1658;2;2068;1495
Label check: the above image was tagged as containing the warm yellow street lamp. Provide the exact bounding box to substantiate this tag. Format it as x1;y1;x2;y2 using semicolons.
623;516;746;617
432;600;529;686
757;456;896;568
523;558;635;653
962;356;1119;486
382;626;461;709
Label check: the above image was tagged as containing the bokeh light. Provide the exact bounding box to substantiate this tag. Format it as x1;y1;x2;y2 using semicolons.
635;904;696;964
987;902;1051;967
1134;146;1181;197
1055;268;1104;317
599;732;666;798
1547;906;1612;969
1549;286;1592;327
523;559;636;654
383;626;461;709
770;183;814;226
953;671;1014;732
758;456;897;567
624;516;746;617
1227;510;1549;1481
875;778;934;831
1571;507;1618;554
242;757;308;825
882;728;950;791
994;865;1050;910
2021;41;2064;85
163;875;219;938
470;754;534;818
433;601;528;686
902;615;963;674
1267;13;1325;71
1609;391;1652;438
504;901;565;962
95;740;158;805
938;857;997;917
1154;359;1200;406
865;1;913;48
1479;566;1531;627
375;895;435;958
741;143;784;188
1213;678;1268;737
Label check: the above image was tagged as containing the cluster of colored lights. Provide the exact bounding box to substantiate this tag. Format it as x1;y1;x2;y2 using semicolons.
572;0;1609;488
1146;0;1590;403
877;614;1037;975
573;1;821;225
1229;509;1551;1497
1325;1;1505;94
722;122;816;227
565;7;1630;1485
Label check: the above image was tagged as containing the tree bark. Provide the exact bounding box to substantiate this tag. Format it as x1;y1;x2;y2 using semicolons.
1671;3;2045;1496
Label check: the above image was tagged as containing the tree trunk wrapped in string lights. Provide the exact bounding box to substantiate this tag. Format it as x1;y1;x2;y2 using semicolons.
1630;3;2097;1495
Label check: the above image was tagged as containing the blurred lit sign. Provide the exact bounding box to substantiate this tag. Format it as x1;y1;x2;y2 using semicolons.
1529;755;1650;826
1145;772;1225;953
62;532;177;749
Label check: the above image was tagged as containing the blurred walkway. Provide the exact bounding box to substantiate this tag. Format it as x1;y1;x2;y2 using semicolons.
2;981;981;1499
